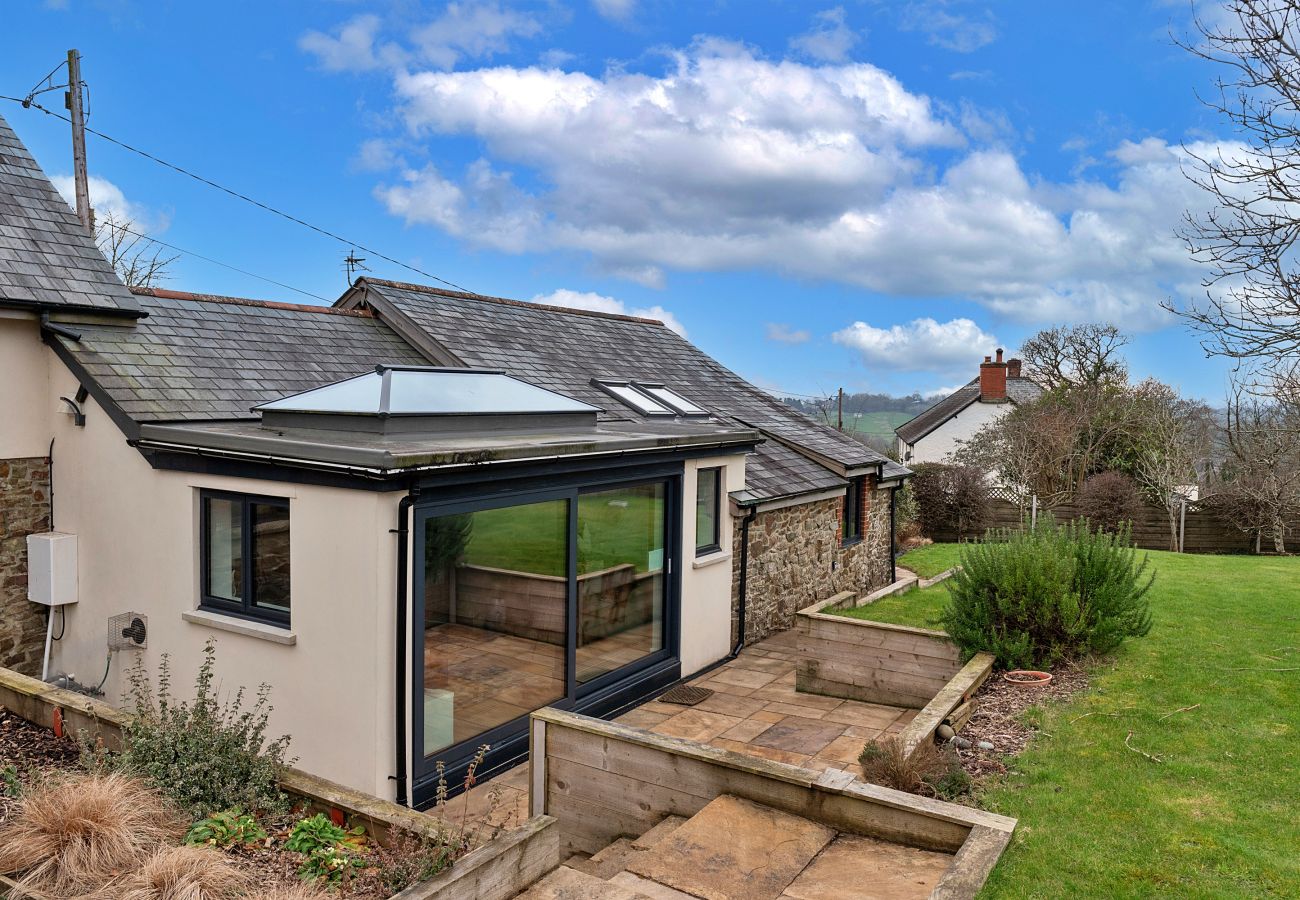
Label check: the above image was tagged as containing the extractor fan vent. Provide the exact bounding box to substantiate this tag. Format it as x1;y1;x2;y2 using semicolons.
108;612;148;651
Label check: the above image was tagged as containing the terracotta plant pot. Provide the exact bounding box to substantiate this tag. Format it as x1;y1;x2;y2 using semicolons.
1002;670;1053;686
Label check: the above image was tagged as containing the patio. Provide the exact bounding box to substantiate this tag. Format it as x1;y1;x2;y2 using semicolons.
444;628;918;833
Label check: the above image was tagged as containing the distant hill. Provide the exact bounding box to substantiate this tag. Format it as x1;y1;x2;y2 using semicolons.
779;391;930;438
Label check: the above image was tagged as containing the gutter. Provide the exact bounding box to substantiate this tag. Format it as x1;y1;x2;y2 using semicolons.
391;485;419;806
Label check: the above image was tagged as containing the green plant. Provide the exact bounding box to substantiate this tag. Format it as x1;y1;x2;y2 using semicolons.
940;520;1154;668
184;810;266;848
909;463;991;541
83;639;294;817
287;814;367;885
1;764;19;798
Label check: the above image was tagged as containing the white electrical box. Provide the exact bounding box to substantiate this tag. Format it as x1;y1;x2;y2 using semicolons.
26;533;78;607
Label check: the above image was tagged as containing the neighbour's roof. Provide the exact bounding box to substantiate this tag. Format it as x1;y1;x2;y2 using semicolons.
895;377;1043;445
0;113;141;316
51;288;430;424
342;278;902;502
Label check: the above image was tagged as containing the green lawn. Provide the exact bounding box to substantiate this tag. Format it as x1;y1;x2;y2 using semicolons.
896;542;966;578
840;547;1300;897
845;410;914;437
839;583;950;629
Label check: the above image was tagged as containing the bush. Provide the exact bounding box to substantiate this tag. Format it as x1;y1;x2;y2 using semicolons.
910;463;990;541
940;520;1154;668
84;639;293;818
1078;471;1141;534
858;737;971;801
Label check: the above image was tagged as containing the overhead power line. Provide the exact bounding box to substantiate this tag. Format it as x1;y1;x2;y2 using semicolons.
1;94;473;294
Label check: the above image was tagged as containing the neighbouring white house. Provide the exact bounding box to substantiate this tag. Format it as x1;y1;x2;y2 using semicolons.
0;112;910;809
894;349;1044;465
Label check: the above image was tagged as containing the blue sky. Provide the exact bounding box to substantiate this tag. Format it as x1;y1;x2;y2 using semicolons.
4;0;1239;401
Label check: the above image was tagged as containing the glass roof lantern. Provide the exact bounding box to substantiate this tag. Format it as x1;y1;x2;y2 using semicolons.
254;366;600;435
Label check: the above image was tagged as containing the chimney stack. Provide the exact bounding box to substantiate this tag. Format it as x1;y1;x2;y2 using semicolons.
979;348;1008;400
1007;357;1022;379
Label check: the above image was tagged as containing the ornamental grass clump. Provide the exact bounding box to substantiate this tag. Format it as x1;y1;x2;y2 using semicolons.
0;773;184;897
83;639;294;818
111;845;250;900
940;520;1154;668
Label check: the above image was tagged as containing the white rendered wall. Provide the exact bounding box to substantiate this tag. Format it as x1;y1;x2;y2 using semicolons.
904;401;1009;465
0;313;53;459
678;454;746;676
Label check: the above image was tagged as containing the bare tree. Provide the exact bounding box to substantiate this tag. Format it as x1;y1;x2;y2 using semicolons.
1130;380;1216;550
95;213;178;289
1018;324;1130;390
1209;386;1300;552
1173;2;1300;398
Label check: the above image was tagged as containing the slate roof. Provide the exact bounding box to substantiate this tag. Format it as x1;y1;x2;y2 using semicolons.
53;288;431;423
0;113;140;316
895;377;1044;445
344;279;904;502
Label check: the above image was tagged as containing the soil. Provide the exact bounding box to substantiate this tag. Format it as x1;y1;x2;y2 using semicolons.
0;705;470;899
950;659;1092;781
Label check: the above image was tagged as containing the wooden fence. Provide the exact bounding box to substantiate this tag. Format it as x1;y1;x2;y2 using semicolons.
930;497;1274;554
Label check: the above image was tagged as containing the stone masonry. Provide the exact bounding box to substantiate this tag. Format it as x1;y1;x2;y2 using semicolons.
733;481;893;643
0;457;51;675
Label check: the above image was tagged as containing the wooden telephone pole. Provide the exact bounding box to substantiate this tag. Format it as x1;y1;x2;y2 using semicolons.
66;49;93;236
837;387;844;431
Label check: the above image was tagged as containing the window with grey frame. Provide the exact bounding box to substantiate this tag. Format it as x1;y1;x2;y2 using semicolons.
842;477;864;546
200;490;291;627
695;467;722;555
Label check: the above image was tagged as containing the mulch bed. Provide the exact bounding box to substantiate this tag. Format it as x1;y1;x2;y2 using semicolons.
0;705;471;899
950;660;1092;781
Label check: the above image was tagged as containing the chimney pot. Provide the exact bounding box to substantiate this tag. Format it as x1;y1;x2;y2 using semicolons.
995;348;1004;363
1007;357;1022;378
984;356;991;363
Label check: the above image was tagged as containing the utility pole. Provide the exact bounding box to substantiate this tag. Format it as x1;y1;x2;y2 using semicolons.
837;387;844;432
66;49;93;236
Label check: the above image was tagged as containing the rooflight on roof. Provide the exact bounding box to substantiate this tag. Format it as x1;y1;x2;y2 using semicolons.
595;381;674;416
640;385;706;416
256;366;597;416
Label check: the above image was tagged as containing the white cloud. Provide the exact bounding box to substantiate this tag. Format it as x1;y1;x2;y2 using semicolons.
341;32;1218;327
899;1;997;53
791;7;861;63
922;382;966;399
413;2;541;70
832;317;999;372
299;14;395;72
531;288;687;336
592;0;636;22
766;323;812;344
52;174;162;232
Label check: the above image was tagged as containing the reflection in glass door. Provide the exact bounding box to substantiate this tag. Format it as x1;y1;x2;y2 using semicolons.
420;498;569;760
576;483;666;684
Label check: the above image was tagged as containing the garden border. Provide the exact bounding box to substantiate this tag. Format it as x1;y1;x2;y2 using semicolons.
0;666;558;900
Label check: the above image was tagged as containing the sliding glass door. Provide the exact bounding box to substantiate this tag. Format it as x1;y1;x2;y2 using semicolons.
412;473;678;805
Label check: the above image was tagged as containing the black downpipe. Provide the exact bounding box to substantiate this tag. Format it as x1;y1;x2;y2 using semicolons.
391;485;420;806
731;504;759;656
889;487;897;584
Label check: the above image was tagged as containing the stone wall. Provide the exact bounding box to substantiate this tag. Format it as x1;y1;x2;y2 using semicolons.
0;457;51;675
733;480;893;643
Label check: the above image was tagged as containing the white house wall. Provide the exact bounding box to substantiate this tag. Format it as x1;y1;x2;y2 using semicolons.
41;350;400;797
904;400;1008;464
0;313;53;458
679;454;746;675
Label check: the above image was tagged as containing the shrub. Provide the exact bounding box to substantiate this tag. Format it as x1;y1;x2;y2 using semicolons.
1078;471;1142;534
286;814;367;886
0;773;183;897
858;738;970;801
910;463;991;541
83;639;293;818
940;520;1154;668
113;845;249;900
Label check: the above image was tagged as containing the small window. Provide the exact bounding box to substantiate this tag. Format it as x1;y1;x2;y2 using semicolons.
640;385;707;416
594;381;674;415
201;491;291;627
695;467;722;555
842;477;864;545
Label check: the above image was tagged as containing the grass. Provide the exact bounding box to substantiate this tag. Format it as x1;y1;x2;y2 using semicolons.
841;545;1300;897
839;583;950;629
896;542;966;578
844;410;914;437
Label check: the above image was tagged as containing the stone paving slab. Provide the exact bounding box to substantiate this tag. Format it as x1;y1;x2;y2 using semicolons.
626;795;835;900
780;834;952;900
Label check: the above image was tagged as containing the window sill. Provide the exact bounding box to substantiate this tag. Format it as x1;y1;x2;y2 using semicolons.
182;609;297;646
840;537;864;549
692;550;732;570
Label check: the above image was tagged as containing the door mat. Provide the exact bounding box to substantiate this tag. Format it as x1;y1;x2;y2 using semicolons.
658;685;714;706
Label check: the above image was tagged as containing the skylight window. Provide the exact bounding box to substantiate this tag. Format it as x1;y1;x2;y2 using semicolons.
597;381;673;416
641;385;707;416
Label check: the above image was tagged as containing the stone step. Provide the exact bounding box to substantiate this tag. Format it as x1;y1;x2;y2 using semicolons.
631;814;688;851
514;865;652;900
567;837;645;880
